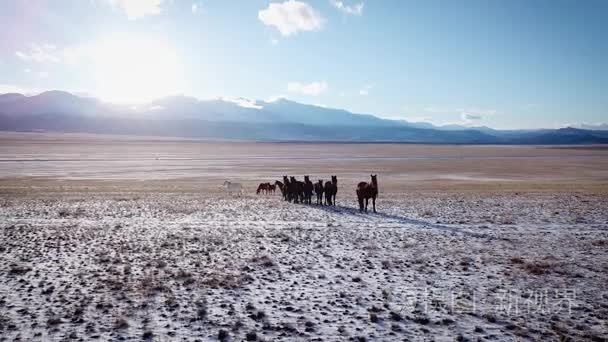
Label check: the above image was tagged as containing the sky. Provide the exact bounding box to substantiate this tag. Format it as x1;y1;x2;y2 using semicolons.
0;0;606;129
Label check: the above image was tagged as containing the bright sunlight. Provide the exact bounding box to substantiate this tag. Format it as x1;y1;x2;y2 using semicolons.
90;34;185;103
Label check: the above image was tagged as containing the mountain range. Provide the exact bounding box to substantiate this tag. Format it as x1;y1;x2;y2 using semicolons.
1;90;607;144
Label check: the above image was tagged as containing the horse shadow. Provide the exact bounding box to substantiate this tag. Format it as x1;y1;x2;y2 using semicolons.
309;202;482;237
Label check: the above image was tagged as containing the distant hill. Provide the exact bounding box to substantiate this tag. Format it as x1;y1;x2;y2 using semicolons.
577;123;608;131
1;91;607;144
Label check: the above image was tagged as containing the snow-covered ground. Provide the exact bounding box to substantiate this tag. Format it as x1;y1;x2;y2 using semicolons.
1;192;607;341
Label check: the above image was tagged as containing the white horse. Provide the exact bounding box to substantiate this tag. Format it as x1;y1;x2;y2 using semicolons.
223;181;243;196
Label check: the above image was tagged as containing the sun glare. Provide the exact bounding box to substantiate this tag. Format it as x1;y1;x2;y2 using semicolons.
90;35;185;103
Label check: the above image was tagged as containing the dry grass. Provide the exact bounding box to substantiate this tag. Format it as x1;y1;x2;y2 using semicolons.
1;132;608;194
522;261;555;275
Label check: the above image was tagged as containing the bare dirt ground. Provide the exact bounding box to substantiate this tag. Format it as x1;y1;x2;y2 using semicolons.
1;133;608;341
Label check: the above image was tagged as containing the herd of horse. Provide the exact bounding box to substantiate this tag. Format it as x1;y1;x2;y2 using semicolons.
254;174;379;212
258;175;338;205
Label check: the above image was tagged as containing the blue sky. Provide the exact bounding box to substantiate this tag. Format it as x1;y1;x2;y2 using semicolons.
0;0;606;129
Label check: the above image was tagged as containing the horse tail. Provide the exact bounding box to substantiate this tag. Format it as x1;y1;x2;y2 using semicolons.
356;189;364;211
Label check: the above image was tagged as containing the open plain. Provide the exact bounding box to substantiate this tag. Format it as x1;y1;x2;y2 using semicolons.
1;133;607;341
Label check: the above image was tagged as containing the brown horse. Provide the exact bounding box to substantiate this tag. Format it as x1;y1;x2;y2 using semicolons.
284;176;300;203
256;182;271;194
268;183;276;194
303;176;314;204
282;176;290;201
290;176;304;203
314;179;324;205
356;174;378;213
324;175;338;206
275;180;286;200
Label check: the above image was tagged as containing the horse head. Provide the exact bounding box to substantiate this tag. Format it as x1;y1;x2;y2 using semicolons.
304;175;310;182
371;174;378;186
331;175;338;184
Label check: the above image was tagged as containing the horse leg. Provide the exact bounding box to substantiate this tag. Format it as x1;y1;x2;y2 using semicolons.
358;195;363;212
372;196;376;213
365;198;369;212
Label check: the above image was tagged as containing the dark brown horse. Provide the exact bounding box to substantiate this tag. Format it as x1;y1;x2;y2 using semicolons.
356;174;378;213
275;180;286;200
282;176;291;201
324;175;338;206
290;176;304;203
256;182;271;194
314;179;324;205
303;176;314;204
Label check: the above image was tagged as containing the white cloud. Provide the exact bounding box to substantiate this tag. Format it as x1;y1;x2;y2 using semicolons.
461;112;482;121
106;0;163;20
15;43;92;66
329;0;363;16
573;122;608;130
423;106;451;114
61;45;90;65
258;0;324;37
266;95;288;102
287;81;328;96
0;84;42;95
15;43;61;63
460;108;496;116
191;2;202;14
424;106;496;117
221;97;264;110
359;84;372;96
22;67;49;78
404;116;434;123
0;84;26;94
